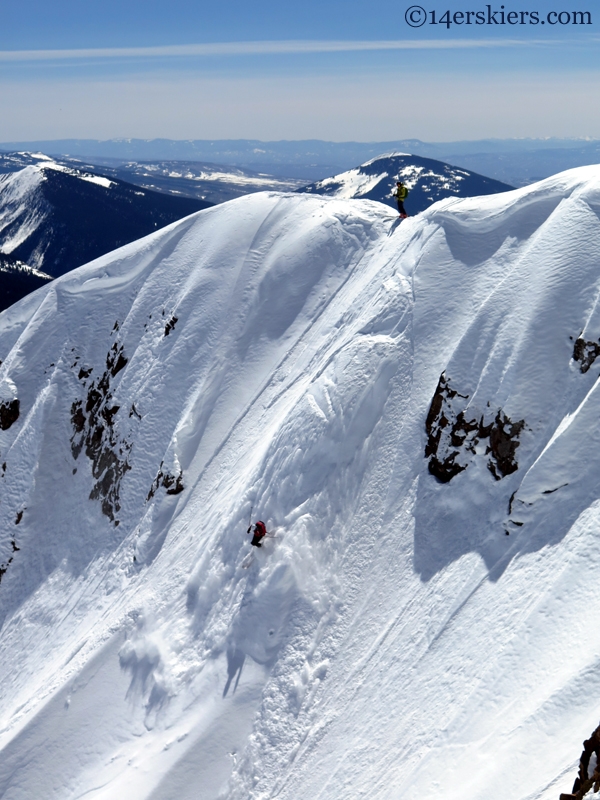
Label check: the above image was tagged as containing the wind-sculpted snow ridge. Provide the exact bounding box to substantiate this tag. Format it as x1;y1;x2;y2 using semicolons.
2;171;600;800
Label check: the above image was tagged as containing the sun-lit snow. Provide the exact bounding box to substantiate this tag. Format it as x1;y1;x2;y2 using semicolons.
316;167;389;198
160;167;296;188
1;170;600;800
24;152;54;161
39;161;116;188
0;160;208;299
362;150;412;165
114;159;303;199
0;152;304;207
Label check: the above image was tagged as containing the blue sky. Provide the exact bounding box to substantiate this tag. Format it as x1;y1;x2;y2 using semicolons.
0;0;598;141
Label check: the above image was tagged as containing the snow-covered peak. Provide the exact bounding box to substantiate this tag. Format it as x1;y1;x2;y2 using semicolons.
362;150;412;165
313;166;389;199
1;170;600;799
1;156;117;189
300;152;514;214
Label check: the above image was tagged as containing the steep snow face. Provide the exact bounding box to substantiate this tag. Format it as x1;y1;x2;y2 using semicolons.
1;173;600;800
301;152;515;215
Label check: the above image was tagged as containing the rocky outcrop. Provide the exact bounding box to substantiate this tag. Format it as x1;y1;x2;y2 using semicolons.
69;340;131;525
560;723;600;800
147;461;184;500
573;336;600;374
425;373;525;483
0;399;19;431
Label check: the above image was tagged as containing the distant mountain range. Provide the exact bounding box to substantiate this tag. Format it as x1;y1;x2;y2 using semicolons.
0;151;303;205
2;137;599;184
300;153;514;213
439;142;600;187
63;158;304;204
0;155;210;311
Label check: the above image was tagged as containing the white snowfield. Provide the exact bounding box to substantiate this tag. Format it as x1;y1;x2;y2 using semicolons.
1;168;600;800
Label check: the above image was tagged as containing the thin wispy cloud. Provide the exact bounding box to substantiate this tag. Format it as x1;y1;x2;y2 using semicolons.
0;38;559;62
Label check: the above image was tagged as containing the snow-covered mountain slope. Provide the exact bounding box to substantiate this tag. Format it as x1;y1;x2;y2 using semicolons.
4;137;595;183
0;157;211;310
1;170;600;800
300;152;514;214
0;151;304;205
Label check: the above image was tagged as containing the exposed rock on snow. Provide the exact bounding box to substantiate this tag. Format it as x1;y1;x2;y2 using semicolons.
69;340;131;524
147;460;184;499
561;722;600;799
163;314;178;337
0;398;19;431
425;373;525;482
573;335;600;373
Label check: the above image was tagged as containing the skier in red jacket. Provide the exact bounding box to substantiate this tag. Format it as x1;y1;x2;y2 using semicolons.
247;520;267;547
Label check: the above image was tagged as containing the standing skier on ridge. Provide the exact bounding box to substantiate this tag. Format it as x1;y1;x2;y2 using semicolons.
247;520;267;547
393;180;409;219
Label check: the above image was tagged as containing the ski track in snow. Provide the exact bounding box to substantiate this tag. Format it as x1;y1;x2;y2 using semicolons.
0;172;599;799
